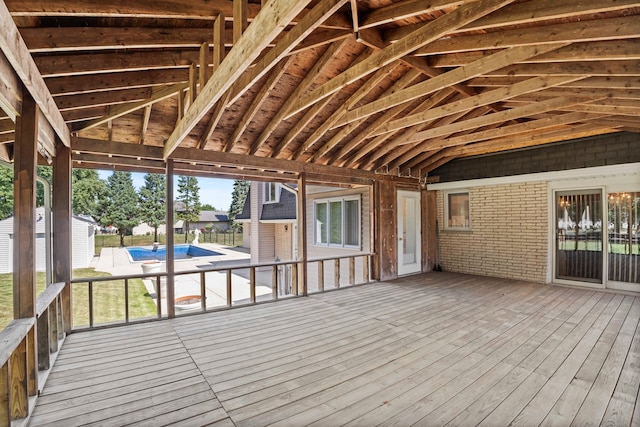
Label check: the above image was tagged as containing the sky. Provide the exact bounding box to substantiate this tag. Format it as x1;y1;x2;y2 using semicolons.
97;170;235;212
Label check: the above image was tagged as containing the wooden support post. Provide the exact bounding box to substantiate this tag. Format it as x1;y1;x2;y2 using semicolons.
226;270;232;306
13;92;38;320
165;160;176;318
188;63;197;105
26;327;36;397
349;257;355;285
155;277;162;318
297;173;308;296
36;311;49;371
0;363;9;426
198;42;209;91
52;140;72;333
250;267;256;303
88;282;94;327
318;260;324;292
334;259;340;288
9;339;27;420
271;266;277;299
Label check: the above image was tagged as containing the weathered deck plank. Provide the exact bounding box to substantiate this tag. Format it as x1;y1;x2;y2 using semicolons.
27;273;640;427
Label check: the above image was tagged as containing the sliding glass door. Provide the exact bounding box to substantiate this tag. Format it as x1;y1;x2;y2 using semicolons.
607;191;640;291
555;190;603;284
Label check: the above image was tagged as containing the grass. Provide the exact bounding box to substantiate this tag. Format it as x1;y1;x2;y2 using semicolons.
94;232;242;254
0;268;157;331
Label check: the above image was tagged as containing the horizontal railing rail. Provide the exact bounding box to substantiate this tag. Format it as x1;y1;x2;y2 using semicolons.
69;253;374;331
0;281;68;426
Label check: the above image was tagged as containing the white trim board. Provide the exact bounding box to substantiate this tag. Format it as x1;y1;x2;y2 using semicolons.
427;163;640;191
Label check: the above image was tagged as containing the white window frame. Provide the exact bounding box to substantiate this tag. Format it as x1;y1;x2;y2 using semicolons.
263;182;280;204
444;190;471;230
313;195;361;249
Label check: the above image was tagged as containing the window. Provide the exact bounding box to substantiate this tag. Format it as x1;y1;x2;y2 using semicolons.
314;196;360;248
263;182;279;203
445;191;470;229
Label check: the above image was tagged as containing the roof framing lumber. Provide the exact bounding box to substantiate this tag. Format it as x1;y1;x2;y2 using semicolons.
335;42;569;129
75;83;187;131
163;0;314;159
370;75;587;138
359;0;466;30
0;0;69;146
286;0;516;120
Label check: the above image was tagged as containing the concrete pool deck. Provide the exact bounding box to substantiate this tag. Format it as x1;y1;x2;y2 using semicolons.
88;243;280;311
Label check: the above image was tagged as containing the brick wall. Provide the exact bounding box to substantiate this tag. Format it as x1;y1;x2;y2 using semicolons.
437;182;548;283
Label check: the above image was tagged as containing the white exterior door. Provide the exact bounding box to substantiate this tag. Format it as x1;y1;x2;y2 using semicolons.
398;190;421;276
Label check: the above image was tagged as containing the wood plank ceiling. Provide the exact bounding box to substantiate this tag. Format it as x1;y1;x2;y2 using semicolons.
2;0;639;179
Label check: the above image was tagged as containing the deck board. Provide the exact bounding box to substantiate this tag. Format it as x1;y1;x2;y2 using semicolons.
28;272;640;427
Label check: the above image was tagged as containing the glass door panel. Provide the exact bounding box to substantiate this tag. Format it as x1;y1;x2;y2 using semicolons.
608;192;640;286
555;190;603;283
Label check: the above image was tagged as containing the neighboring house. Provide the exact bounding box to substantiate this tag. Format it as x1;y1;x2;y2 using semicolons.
0;207;96;273
173;210;230;234
132;223;167;236
237;181;370;265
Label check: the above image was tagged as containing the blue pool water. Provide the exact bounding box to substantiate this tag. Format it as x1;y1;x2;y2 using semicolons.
126;244;222;261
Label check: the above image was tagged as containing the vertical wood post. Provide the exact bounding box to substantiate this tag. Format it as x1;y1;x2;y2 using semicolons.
52;141;72;333
0;363;9;426
200;272;207;312
349;257;355;285
9;340;27;419
271;265;277;299
165;160;176;318
334;259;340;288
36;311;49;370
318;260;324;292
13;91;38;400
226;270;232;306
233;0;248;44
13;92;38;320
250;267;256;303
297;173;308;296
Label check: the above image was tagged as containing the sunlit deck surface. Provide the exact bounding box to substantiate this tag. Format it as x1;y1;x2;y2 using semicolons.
29;273;640;427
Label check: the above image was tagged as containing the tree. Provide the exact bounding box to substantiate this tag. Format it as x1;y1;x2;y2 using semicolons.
100;171;140;247
176;176;200;243
72;168;107;218
228;179;249;230
200;203;217;211
139;173;166;242
0;165;12;220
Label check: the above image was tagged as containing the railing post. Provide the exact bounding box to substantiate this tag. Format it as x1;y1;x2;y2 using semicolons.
292;264;298;296
124;279;130;323
0;363;9;425
88;281;94;328
250;267;256;303
155;276;162;319
36;311;49;370
349;257;355;285
318;260;324;292
9;339;27;420
363;255;370;283
272;266;278;299
200;272;207;312
226;270;232;306
50;300;59;353
334;259;340;288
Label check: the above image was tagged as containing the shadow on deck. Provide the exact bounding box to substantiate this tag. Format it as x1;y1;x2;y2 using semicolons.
28;272;640;426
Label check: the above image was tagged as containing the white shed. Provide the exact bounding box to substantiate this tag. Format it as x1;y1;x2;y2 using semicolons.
0;207;96;273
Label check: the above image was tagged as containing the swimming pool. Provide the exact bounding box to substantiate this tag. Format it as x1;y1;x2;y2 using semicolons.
126;244;222;262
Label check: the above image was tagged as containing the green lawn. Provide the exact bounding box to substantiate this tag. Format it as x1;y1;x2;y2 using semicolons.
0;268;157;331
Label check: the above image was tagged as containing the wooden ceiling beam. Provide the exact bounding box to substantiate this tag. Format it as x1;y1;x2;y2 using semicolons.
75;83;187;130
416;16;640;57
286;0;516;120
468;76;640;90
0;51;21;121
359;0;465;30
55;87;153;111
258;38;350;157
163;0;313;159
427;39;640;68
46;68;189;96
0;0;69;146
223;56;292;153
335;42;569;129
370;75;587;138
293;62;397;161
488;60;640;77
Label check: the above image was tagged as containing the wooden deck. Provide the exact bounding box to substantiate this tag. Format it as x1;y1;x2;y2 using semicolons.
28;272;640;427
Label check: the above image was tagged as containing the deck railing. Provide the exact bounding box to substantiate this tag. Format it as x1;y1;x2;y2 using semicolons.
70;253;374;331
0;281;67;426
